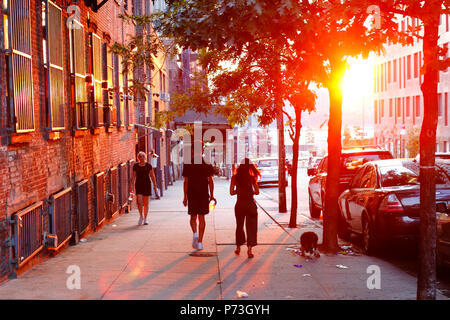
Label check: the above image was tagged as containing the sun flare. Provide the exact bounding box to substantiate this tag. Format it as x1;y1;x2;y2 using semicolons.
342;57;375;107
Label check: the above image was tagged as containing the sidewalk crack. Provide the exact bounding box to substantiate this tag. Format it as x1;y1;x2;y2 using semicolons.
213;209;224;300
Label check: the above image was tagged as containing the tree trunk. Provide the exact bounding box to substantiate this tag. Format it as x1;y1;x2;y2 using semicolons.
289;111;302;228
417;5;440;300
277;102;287;213
322;63;345;253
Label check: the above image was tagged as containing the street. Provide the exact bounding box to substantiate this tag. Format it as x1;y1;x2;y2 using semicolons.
261;166;450;298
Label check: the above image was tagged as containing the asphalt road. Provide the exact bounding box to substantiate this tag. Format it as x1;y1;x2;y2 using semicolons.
259;166;450;298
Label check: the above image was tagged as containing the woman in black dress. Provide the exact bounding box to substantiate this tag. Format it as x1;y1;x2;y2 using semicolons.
230;158;260;258
130;152;158;225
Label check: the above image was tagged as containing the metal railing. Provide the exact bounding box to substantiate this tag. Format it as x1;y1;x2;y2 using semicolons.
107;167;119;218
104;104;117;127
94;172;105;227
9;202;44;268
92;102;104;128
48;188;72;250
128;160;135;210
76;180;89;235
119;163;128;209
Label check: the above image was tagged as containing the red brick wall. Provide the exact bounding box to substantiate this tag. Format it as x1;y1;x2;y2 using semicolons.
0;0;141;282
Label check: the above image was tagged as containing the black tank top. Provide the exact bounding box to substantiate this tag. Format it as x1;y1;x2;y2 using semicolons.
134;162;152;188
236;178;255;203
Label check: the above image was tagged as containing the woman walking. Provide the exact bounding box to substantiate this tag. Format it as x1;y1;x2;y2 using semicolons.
230;158;260;258
130;151;158;225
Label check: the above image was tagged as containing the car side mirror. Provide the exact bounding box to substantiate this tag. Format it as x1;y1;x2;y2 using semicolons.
307;168;317;176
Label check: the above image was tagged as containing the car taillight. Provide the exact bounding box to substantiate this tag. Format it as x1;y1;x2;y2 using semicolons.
379;194;404;213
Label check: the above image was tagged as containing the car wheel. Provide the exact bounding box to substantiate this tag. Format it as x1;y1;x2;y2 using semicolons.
362;217;379;255
436;244;449;273
309;191;321;219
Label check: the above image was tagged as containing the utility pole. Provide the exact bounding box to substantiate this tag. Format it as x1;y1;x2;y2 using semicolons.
277;107;287;213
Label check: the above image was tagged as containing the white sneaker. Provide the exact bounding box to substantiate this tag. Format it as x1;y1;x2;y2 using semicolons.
197;242;203;250
192;234;199;249
138;216;143;225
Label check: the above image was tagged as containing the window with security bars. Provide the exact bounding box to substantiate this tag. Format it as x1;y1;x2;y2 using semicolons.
44;1;65;130
91;33;103;127
4;0;35;133
115;54;125;126
125;65;133;126
374;101;377;124
104;45;116;126
415;95;421;117
69;20;89;129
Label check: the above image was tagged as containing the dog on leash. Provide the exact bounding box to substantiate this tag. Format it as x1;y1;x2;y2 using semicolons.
300;232;320;258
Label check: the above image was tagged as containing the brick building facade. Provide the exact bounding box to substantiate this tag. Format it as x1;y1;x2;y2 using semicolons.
0;0;170;283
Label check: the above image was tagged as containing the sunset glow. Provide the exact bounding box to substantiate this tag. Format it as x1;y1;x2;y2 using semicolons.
342;57;375;111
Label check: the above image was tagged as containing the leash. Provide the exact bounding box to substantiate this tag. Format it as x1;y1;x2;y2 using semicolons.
255;200;299;242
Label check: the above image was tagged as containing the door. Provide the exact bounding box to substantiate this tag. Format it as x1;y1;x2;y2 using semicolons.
347;165;374;232
354;166;377;232
309;156;327;208
438;205;450;257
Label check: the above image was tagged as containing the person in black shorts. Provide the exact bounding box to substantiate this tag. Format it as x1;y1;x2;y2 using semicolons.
130;151;158;225
182;142;216;251
230;158;260;258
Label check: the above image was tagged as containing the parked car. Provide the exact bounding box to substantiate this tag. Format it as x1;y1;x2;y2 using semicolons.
286;159;293;176
253;157;289;187
307;157;322;175
438;201;450;268
415;152;450;160
436;153;450;160
338;159;450;258
308;147;393;219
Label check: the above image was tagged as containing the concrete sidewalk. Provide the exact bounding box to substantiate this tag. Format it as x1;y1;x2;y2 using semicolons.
0;178;447;300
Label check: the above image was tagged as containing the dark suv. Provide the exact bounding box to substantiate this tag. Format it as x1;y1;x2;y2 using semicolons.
307;147;394;218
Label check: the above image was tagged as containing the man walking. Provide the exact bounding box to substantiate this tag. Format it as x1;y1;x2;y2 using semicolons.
182;141;216;251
